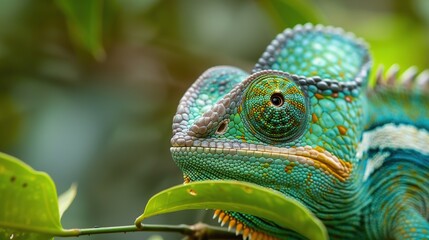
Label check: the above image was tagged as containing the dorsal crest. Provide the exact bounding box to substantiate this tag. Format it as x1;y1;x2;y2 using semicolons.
373;64;429;93
367;65;429;128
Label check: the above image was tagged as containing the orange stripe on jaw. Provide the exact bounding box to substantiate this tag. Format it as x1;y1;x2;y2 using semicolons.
303;146;352;181
174;145;353;182
313;159;352;182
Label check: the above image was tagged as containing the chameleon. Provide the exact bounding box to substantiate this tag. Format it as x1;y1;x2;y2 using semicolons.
170;23;429;239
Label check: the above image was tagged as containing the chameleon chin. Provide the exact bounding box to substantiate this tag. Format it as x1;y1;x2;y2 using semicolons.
170;23;429;240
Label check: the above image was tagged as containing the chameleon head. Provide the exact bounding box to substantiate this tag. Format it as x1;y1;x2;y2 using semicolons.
170;24;371;238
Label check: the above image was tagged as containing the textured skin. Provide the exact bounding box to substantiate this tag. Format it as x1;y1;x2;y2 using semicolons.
170;24;429;239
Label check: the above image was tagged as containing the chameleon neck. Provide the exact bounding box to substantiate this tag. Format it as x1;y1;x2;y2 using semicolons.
359;67;429;239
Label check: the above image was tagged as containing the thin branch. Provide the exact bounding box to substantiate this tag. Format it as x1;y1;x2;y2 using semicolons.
58;223;241;239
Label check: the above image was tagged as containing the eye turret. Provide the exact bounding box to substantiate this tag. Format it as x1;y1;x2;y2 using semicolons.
240;73;308;143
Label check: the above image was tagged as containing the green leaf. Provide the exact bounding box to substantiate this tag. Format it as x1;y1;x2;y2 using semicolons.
135;180;328;240
0;152;71;239
55;0;105;60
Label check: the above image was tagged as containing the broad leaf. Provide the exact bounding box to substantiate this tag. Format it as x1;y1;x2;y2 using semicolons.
0;152;69;239
136;180;328;240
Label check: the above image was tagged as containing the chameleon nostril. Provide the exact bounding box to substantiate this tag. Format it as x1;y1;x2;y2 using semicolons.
216;120;229;135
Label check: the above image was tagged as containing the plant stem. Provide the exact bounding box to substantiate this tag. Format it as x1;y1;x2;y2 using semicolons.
58;223;241;239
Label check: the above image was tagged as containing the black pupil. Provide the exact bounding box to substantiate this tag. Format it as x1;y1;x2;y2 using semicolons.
270;93;284;107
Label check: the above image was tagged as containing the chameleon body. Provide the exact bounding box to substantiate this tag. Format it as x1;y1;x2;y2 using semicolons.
170;24;429;239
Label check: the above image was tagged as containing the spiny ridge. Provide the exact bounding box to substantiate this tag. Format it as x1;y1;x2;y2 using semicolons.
212;209;278;240
374;64;429;92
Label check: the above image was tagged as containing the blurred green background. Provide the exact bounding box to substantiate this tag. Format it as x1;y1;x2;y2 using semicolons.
0;0;427;239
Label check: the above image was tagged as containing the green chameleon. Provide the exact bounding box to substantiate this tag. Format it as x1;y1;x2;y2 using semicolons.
170;24;429;239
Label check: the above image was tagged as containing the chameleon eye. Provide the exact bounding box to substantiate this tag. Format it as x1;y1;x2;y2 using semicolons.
270;92;284;107
240;73;308;143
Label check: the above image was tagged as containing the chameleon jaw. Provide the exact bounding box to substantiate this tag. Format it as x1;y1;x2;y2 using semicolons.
174;144;351;239
171;144;352;182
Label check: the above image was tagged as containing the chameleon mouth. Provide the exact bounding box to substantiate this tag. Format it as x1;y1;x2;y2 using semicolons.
172;145;352;182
